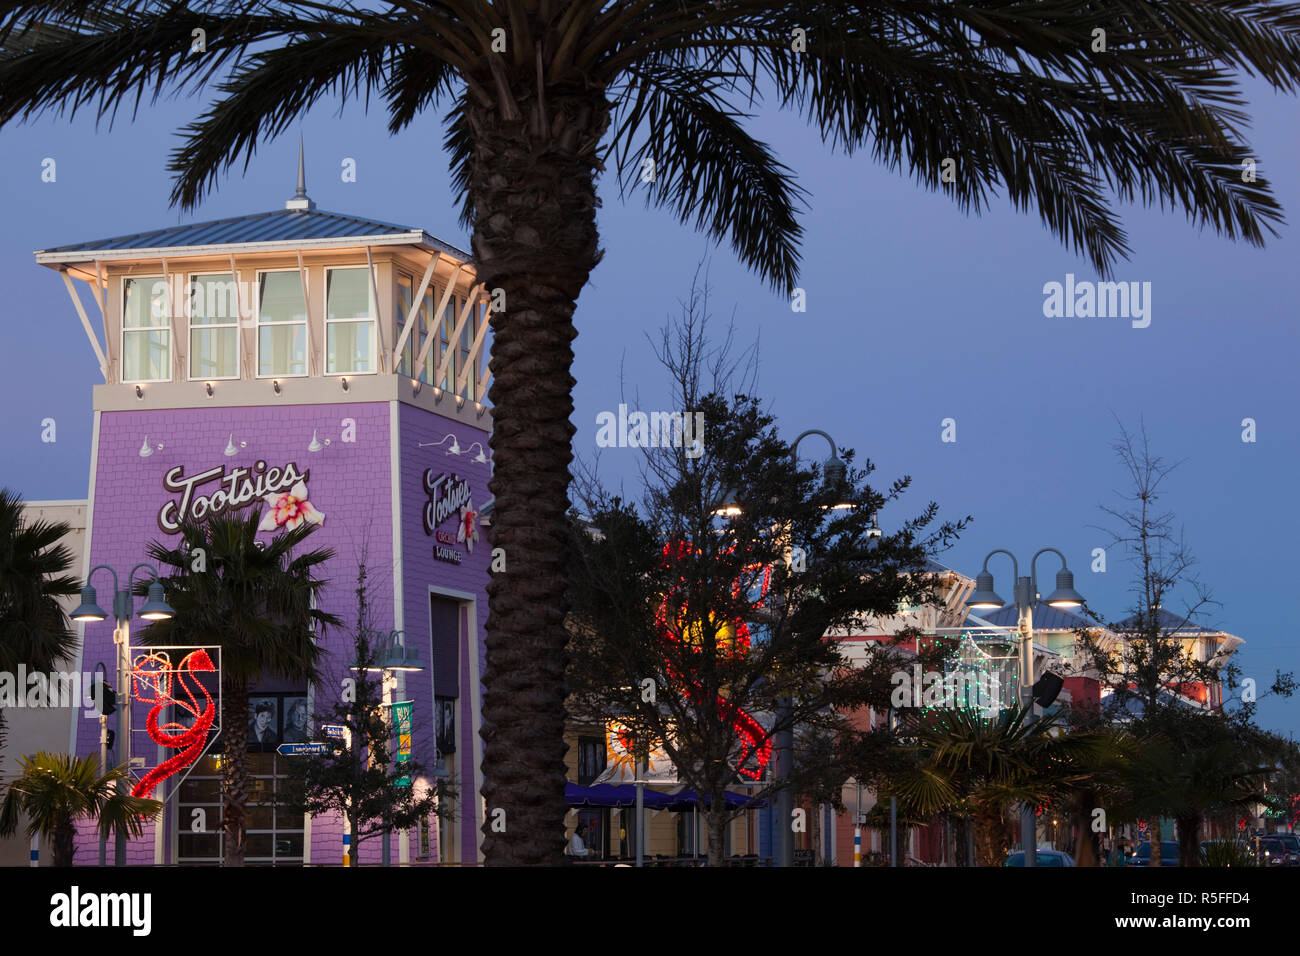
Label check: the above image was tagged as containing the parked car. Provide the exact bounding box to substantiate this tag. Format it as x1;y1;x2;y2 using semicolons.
1270;833;1300;859
1128;841;1180;866
1258;836;1299;867
1005;849;1075;867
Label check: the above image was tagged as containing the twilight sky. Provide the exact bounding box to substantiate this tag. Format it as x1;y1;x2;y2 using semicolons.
0;76;1296;738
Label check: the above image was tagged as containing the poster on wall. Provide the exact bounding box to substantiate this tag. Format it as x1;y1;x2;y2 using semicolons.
248;696;281;750
281;695;310;743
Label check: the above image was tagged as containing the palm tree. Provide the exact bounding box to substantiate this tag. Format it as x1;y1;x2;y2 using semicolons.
5;2;1300;864
0;751;160;866
896;705;1122;866
1116;723;1273;867
135;510;340;866
0;488;79;770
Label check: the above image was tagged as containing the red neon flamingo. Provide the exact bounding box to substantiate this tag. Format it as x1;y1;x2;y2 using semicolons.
130;649;217;800
656;542;773;781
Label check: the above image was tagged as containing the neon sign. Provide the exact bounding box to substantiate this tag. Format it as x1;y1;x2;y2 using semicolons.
656;542;773;780
130;648;218;800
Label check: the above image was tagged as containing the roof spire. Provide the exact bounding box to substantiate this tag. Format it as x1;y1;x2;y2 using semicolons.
285;134;316;211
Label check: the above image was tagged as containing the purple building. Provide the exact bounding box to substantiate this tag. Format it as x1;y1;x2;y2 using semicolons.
34;165;492;865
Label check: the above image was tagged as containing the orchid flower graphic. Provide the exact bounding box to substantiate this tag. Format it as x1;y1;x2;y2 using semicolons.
457;499;479;552
258;480;324;531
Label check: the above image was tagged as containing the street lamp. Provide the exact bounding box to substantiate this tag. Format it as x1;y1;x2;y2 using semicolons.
71;563;174;867
965;547;1083;868
350;629;425;866
770;429;849;868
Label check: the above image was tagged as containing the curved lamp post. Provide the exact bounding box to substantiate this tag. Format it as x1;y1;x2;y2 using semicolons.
71;563;174;867
771;429;849;868
965;547;1083;867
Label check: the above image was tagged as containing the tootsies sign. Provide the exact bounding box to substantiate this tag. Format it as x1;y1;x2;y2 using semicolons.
421;470;479;564
157;460;313;533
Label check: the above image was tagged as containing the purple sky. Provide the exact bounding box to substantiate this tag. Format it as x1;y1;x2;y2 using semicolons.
1;76;1296;739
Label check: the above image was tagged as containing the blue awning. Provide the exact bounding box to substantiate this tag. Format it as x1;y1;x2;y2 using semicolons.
564;783;674;809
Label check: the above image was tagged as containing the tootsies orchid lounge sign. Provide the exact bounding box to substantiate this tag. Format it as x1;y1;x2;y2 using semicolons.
421;470;479;564
157;460;323;534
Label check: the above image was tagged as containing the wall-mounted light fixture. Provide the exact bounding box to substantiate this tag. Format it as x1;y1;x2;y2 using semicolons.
135;385;144;400
308;429;331;453
463;442;489;464
412;378;422;396
340;377;349;392
272;380;281;395
417;434;462;455
205;382;214;397
223;434;246;457
138;436;163;458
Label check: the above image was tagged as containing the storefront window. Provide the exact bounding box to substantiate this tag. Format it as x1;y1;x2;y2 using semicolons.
122;276;170;382
176;751;305;866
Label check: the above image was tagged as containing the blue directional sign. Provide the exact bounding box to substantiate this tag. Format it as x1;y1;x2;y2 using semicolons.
321;724;346;741
277;742;332;756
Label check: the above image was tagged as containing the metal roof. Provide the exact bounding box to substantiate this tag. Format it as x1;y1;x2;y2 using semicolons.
1114;607;1221;635
974;603;1094;631
34;207;472;264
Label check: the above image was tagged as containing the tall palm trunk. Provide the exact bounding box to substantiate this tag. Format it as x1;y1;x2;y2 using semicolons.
222;678;249;867
468;85;611;866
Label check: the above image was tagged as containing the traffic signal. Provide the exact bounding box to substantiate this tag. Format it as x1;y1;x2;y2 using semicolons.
92;675;116;716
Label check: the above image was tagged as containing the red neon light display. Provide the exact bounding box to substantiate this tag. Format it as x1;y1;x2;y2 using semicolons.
130;649;217;800
656;542;773;780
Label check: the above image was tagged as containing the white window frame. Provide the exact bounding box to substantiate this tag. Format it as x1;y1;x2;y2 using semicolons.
120;275;173;384
255;268;309;380
186;271;242;382
324;265;379;377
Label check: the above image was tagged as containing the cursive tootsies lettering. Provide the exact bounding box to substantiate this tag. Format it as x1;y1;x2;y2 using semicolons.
158;460;309;533
422;470;471;536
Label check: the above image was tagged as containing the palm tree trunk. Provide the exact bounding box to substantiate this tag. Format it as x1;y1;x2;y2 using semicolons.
222;679;249;867
52;816;76;867
466;87;611;866
974;803;1008;867
1177;814;1200;867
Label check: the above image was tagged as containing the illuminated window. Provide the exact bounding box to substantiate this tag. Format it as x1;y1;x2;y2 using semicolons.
122;276;171;382
325;267;376;375
188;273;239;380
396;273;416;378
257;271;307;377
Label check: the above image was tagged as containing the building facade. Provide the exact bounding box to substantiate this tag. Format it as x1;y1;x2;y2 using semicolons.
17;172;493;865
